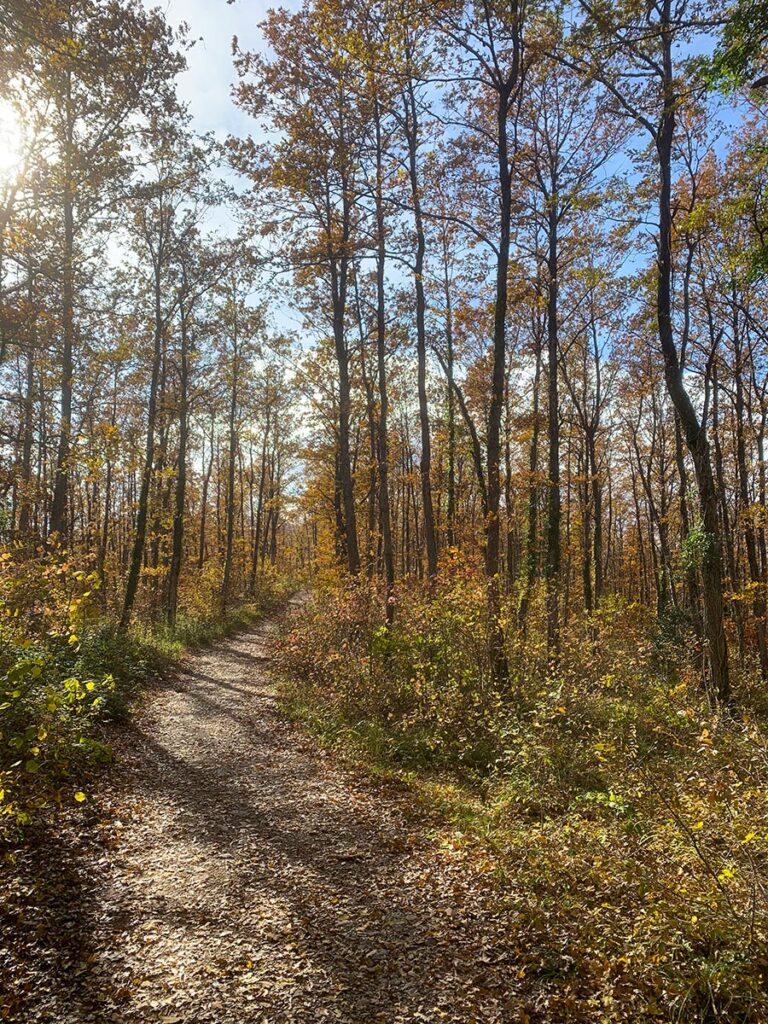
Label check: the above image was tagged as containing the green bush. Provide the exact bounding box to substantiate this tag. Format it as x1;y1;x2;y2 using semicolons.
0;555;294;838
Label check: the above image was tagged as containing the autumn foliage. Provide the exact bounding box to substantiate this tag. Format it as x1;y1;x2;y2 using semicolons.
2;0;768;1019
277;575;768;1021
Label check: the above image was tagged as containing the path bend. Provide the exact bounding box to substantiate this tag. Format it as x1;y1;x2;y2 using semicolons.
4;603;518;1024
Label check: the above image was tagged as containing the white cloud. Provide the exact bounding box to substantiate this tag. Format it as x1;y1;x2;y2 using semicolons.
149;0;275;141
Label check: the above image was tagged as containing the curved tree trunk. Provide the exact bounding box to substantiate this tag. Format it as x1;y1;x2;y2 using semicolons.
656;7;729;701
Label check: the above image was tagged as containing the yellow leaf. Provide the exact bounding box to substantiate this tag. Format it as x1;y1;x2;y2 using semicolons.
74;791;86;803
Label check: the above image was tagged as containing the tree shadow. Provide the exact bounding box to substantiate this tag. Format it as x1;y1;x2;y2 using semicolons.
93;699;516;1020
4;622;520;1023
0;815;124;1023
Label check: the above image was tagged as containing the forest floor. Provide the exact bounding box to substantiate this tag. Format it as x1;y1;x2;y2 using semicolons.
1;599;524;1024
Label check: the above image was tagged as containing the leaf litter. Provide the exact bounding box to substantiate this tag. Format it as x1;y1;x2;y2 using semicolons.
1;611;527;1023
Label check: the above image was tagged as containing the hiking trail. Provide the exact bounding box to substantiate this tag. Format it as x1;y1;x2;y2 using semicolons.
4;600;518;1023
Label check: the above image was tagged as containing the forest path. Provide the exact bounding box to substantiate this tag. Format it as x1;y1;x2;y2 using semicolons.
6;599;520;1024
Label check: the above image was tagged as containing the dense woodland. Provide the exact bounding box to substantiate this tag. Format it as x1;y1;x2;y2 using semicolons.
3;0;768;1021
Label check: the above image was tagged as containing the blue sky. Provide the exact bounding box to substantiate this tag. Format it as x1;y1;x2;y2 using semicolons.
151;1;304;325
143;3;286;262
153;0;273;141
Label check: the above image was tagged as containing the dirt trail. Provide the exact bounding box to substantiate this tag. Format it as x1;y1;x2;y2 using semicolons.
4;601;519;1023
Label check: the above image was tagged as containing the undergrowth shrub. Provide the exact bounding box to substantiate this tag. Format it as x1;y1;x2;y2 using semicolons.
275;568;768;1023
0;548;293;838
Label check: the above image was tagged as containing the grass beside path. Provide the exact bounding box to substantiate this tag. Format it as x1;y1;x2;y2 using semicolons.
273;585;768;1024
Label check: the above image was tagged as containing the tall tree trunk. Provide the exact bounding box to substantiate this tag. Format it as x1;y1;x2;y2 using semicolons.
249;405;271;593
631;466;650;606
403;77;437;578
545;201;561;660
198;415;215;570
504;383;515;582
329;154;359;575
352;272;378;578
333;447;347;565
519;335;542;629
18;270;36;538
331;253;359;575
50;81;75;541
374;98;395;621
588;431;603;606
167;290;190;626
656;6;729;701
270;453;281;565
674;412;701;614
485;79;515;688
580;444;593;613
442;233;457;549
121;263;163;626
97;370;117;604
221;320;240;611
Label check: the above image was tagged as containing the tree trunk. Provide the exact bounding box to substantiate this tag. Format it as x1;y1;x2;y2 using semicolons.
374;98;395;621
330;161;359;575
403;78;437;578
442;233;456;549
18;271;36;538
486;81;514;687
588;431;603;606
50;82;75;541
249;404;271;593
545;202;561;660
198;415;215;570
519;336;542;629
655;8;729;701
121;264;163;626
221;322;240;611
167;290;190;626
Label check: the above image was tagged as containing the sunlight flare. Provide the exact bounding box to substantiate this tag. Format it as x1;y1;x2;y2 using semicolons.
0;99;24;183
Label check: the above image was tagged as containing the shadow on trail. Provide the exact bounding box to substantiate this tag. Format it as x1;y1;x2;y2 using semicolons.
5;614;516;1023
0;817;128;1024
116;723;465;1020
